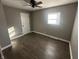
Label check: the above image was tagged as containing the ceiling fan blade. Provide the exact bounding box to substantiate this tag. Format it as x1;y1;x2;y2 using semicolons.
36;5;42;8
23;4;31;6
23;0;43;8
24;0;30;3
36;1;43;5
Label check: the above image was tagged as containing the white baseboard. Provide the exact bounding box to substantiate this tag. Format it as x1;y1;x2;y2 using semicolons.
1;44;12;51
32;31;69;43
0;44;12;59
11;32;32;40
1;32;31;51
1;50;5;59
32;31;73;59
11;34;25;40
69;42;73;59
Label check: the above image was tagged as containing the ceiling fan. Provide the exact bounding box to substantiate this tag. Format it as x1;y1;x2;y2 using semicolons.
24;0;43;8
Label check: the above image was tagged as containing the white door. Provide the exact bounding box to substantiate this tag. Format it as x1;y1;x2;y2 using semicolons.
20;12;30;34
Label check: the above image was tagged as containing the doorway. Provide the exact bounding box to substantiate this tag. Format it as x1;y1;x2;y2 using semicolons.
20;12;30;35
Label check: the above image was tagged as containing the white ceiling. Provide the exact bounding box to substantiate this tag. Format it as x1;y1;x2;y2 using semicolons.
1;0;77;11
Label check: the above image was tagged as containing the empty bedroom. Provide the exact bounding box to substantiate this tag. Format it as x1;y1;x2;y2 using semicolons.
0;0;78;59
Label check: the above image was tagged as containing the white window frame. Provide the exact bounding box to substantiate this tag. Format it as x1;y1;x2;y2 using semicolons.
48;12;60;25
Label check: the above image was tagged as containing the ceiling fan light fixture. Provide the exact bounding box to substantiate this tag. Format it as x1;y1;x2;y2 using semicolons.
24;0;43;8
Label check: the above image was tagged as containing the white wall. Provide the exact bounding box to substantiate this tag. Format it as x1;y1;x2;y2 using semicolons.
31;3;77;41
3;6;22;38
0;0;11;48
71;11;78;59
3;6;31;39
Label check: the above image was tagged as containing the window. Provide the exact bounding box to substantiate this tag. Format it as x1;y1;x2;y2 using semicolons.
48;12;60;25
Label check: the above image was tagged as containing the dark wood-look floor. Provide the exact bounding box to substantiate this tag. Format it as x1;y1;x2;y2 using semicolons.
3;32;70;59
